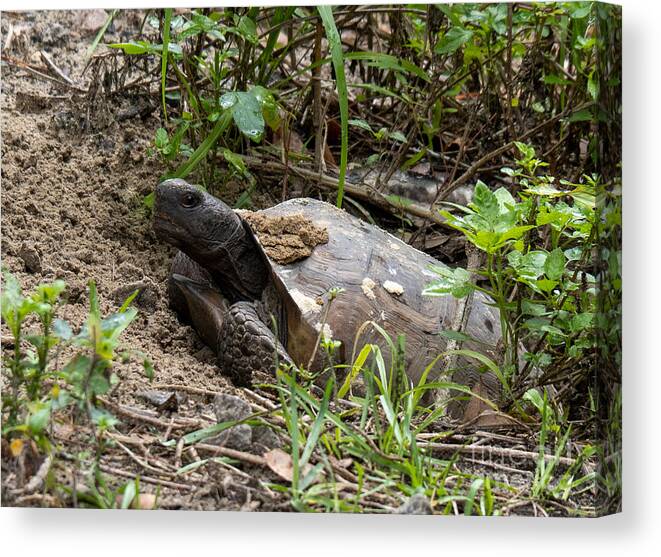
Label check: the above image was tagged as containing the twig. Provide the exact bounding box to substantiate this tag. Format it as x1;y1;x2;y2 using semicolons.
23;454;53;494
420;441;577;467
2;55;87;93
195;443;267;467
242;154;452;229
113;438;177;476
435;101;594;203
98;397;205;430
39;50;75;86
98;464;196;491
152;382;221;397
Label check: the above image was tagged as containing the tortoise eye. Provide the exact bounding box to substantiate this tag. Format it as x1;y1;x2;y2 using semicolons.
181;192;199;208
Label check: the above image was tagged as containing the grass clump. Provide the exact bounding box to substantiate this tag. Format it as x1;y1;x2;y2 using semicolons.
1;270;152;508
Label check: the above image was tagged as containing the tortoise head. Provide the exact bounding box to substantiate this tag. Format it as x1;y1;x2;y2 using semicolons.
154;178;269;301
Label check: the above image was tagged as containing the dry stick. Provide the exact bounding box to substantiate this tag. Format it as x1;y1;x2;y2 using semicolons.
153;383;221;397
464;457;534;477
195;443;267;467
2;55;87;93
420;441;577;467
98;397;205;430
22;454;53;495
98;464;195;491
243;155;451;229
113;438;177;476
39;49;75;86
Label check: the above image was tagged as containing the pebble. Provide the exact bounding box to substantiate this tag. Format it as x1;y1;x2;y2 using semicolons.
18;245;42;273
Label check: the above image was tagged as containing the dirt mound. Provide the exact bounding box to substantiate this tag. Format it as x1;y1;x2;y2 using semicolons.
241;211;328;264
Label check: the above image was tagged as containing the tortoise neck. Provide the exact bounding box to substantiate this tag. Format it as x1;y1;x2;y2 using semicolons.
208;219;270;303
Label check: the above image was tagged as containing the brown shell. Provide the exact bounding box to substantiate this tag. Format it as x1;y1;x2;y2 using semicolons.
255;198;504;389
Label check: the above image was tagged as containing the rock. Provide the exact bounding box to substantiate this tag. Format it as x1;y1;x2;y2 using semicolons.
396;493;433;515
213;393;252;422
137;390;182;412
18;245;42;273
208;424;253;452
76;9;109;36
251;425;282;451
208;393;254;452
111;280;159;312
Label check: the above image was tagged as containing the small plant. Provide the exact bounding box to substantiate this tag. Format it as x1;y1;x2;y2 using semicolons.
1;270;151;500
424;143;598;407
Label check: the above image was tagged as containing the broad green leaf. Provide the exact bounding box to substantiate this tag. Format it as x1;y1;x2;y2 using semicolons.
544;248;566;281
436;27;474;55
52;319;72;341
349;118;373;133
120;479;138;509
535;278;559;292
219;90;264;142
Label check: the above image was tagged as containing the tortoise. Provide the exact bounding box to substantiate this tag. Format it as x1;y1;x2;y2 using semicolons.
153;178;508;420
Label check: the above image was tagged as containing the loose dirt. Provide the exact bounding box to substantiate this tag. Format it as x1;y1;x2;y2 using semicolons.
242;211;328;264
1;10;285;510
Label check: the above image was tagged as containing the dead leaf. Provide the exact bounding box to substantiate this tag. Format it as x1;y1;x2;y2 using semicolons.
264;448;295;481
264;448;316;483
114;493;157;510
9;438;24;458
461;381;523;429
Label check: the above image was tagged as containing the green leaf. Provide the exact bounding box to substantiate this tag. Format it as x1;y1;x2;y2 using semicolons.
27;402;51;434
349;119;373;133
108;42;150;55
220;91;264;142
568;108;593;123
544;248;566;281
120;479;138;509
422;263;474;299
524;318;565;336
161;9;172;121
535;278;559;292
300;377;333;467
318;5;349;207
338;343;373;399
154;128;169;149
222;148;248;174
52;319;72;341
174;110;233;179
89;373;110;396
436;27;474;55
237;15;258;44
472;182;499;221
543;74;571;86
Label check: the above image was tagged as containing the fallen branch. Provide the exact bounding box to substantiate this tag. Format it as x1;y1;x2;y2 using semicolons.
242;154;452;229
420;441;577;467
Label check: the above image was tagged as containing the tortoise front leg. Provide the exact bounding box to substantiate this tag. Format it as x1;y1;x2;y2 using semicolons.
168;250;216;324
218;301;293;386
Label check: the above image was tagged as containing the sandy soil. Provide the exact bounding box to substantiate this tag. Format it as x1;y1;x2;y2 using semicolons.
1;10;286;510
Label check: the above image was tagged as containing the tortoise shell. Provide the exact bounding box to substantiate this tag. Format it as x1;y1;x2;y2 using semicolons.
252;198;504;391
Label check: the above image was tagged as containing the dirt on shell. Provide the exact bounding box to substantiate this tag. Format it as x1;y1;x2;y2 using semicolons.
241;211;329;264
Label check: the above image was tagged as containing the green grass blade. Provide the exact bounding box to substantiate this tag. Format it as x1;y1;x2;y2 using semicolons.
174;110;232;179
300;377;333;467
337;343;372;399
317;5;348;208
161;8;173;122
86;9;118;60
